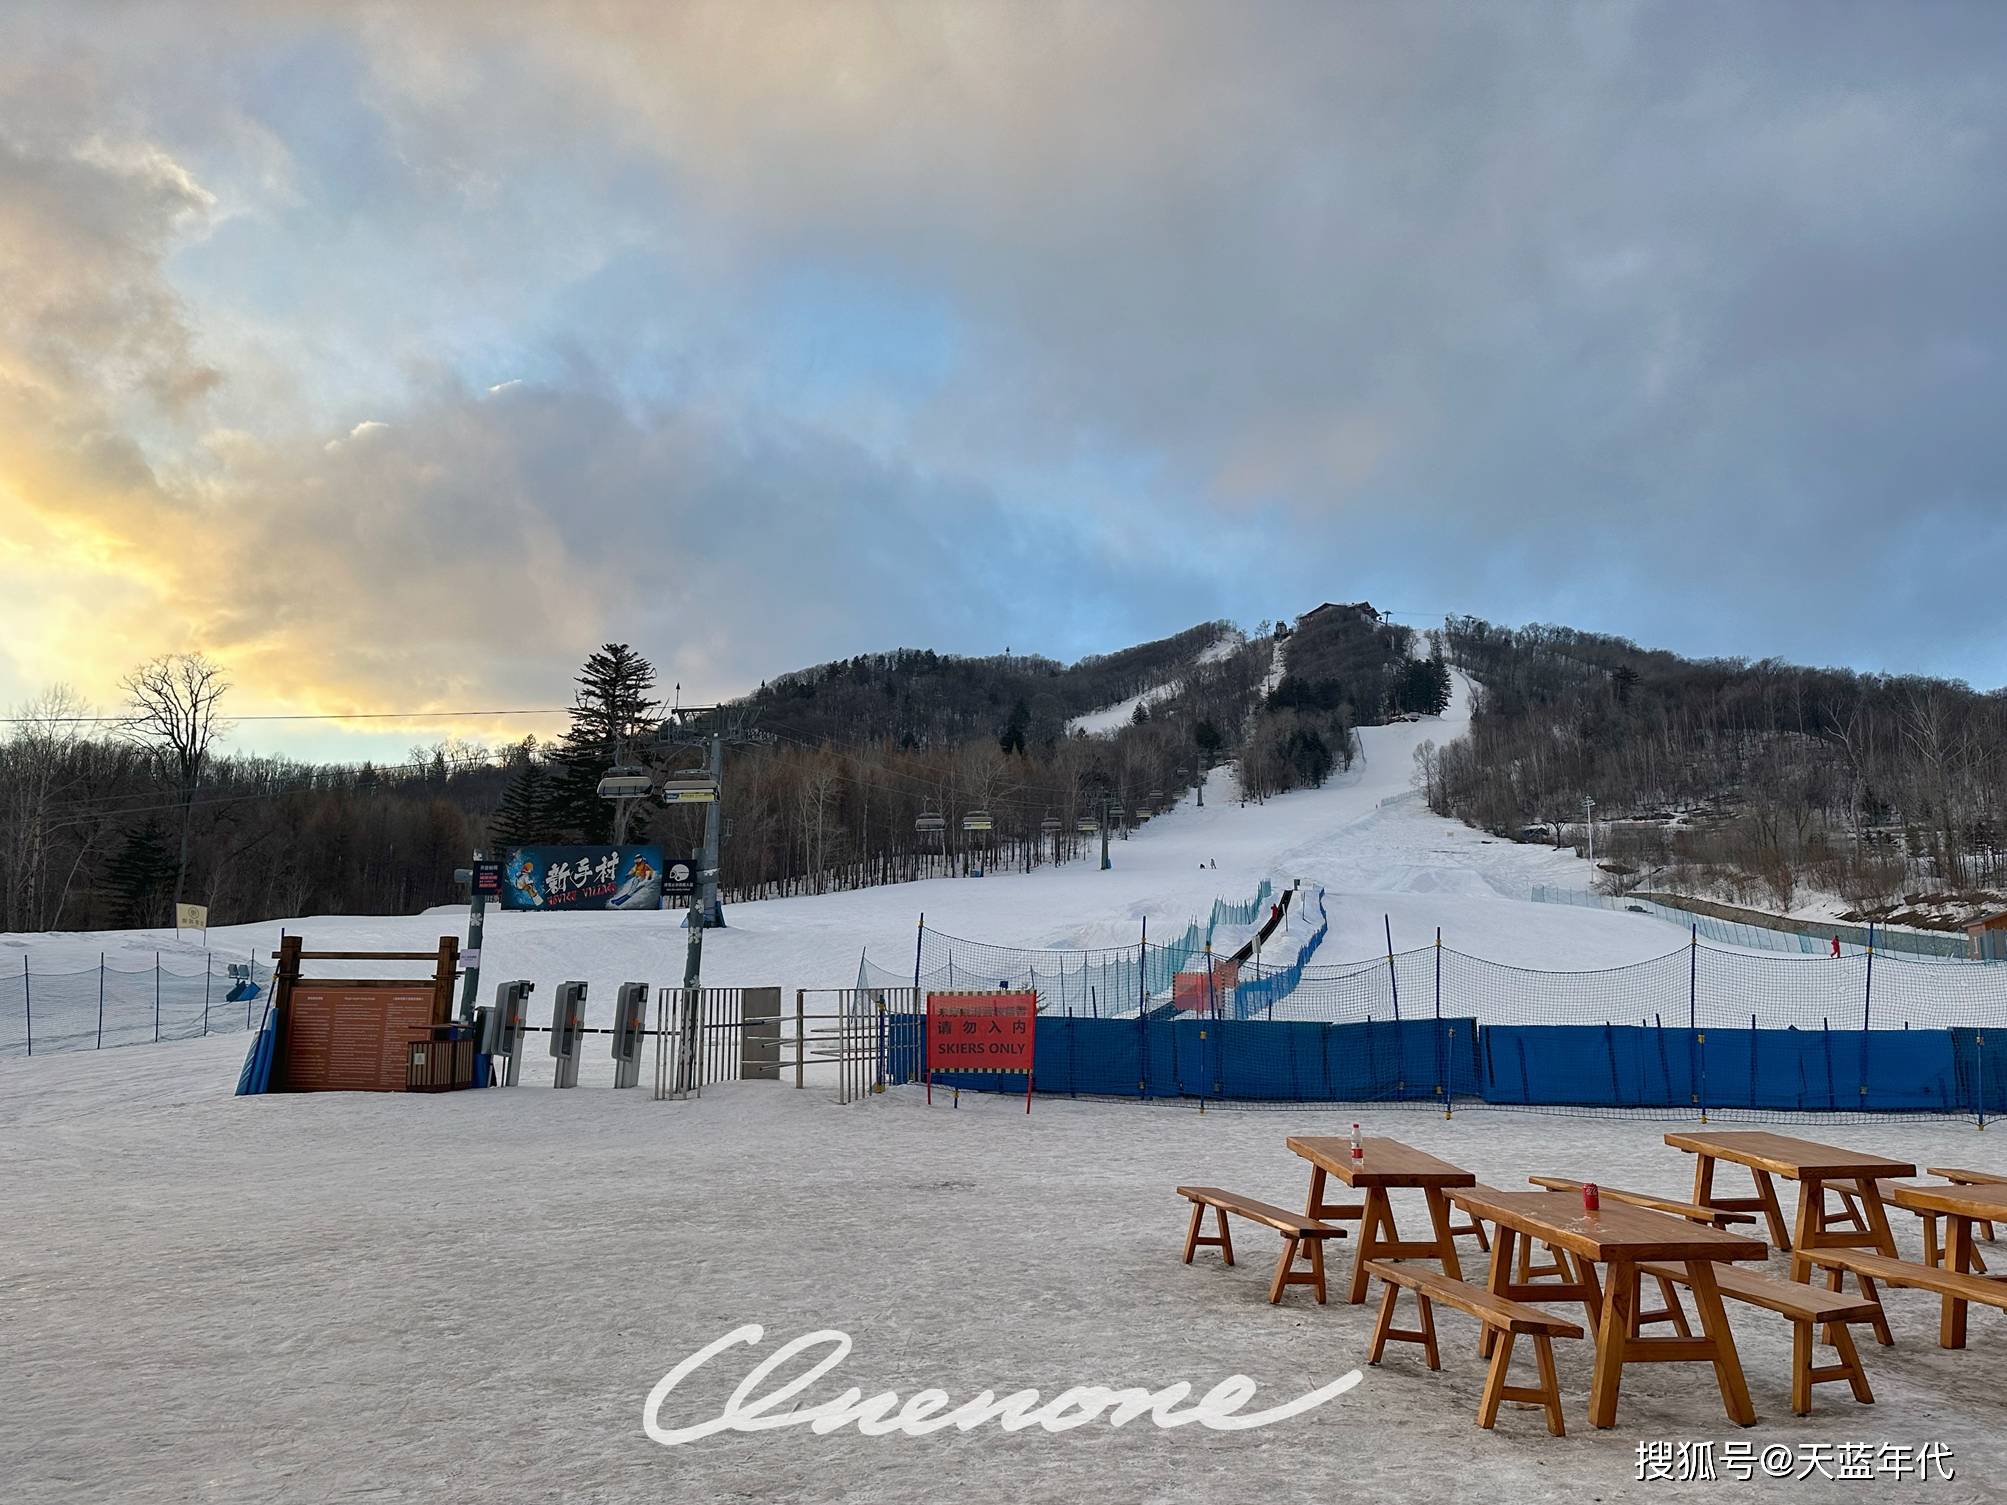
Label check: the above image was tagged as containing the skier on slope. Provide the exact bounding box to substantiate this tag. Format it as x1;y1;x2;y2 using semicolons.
1831;935;1842;958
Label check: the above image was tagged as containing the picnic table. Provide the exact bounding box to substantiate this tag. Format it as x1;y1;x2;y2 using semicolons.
1449;1186;1770;1428
1888;1181;2007;1349
1286;1136;1476;1304
1665;1130;1916;1278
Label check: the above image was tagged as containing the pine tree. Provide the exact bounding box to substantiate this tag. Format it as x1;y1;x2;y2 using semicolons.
998;698;1031;756
490;759;553;849
110;820;177;927
549;644;661;841
1424;655;1452;715
1194;719;1223;765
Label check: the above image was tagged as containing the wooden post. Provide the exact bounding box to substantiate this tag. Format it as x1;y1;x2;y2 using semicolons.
431;935;460;1025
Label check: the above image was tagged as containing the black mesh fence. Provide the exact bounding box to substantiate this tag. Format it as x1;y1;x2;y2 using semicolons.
2;953;273;1058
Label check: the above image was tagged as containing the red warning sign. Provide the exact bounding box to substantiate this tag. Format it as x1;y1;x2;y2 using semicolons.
926;990;1038;1111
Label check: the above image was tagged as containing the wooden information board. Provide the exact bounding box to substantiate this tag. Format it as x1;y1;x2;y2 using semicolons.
282;986;437;1092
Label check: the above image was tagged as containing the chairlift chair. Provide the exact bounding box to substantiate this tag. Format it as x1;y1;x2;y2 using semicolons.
1039;813;1062;835
1077;815;1100;834
597;764;655;799
962;810;995;832
659;776;720;805
915;810;947;834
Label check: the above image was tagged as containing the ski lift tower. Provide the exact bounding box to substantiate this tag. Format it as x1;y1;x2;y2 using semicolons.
656;705;773;928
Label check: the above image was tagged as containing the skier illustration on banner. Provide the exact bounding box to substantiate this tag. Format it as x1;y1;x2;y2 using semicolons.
509;851;545;907
608;852;663;910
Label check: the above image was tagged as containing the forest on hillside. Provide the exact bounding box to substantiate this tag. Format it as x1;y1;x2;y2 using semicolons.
0;628;1270;929
0;606;1440;931
1242;602;1449;800
1419;617;2007;917
499;630;1281;902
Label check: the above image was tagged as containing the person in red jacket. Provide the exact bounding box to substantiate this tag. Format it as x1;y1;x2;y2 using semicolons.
1831;935;1842;958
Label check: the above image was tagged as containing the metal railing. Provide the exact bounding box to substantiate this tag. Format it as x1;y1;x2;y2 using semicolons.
791;987;921;1103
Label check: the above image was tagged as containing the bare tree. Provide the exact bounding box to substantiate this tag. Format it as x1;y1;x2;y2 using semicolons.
0;686;90;930
122;652;231;908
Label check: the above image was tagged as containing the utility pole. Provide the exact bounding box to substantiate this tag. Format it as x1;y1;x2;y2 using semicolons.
1100;794;1112;871
451;852;492;1021
1585;796;1596;866
699;728;724;921
657;706;774;928
675;904;704;1093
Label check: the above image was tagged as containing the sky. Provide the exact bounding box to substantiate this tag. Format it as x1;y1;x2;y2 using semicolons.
2;0;2004;763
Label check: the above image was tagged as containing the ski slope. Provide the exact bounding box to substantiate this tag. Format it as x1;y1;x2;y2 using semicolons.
2;672;1709;1036
1065;632;1244;735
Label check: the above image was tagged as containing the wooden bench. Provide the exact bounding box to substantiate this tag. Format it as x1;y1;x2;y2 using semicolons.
1806;1247;2007;1345
1639;1260;1877;1415
1364;1259;1584;1435
1823;1179;1991;1275
1176;1186;1346;1304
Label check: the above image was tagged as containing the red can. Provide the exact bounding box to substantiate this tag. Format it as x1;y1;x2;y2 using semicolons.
1582;1182;1600;1212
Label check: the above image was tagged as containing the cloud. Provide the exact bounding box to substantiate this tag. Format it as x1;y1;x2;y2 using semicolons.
4;0;2007;758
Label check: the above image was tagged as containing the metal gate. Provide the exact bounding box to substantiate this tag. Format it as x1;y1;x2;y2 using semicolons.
789;987;921;1103
651;986;782;1100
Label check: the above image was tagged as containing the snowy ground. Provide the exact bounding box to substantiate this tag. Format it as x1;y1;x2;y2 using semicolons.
4;1034;2001;1505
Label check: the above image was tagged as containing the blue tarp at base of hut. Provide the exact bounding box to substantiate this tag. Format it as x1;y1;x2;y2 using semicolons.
234;1005;277;1096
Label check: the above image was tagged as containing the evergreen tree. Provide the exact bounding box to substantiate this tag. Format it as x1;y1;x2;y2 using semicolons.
999;698;1031;756
1194;719;1223;765
1285;726;1335;786
110;820;177;927
550;644;661;841
1392;658;1452;716
490;759;554;849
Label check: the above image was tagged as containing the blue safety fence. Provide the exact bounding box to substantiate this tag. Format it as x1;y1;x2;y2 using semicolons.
883;1010;2001;1117
860;881;1276;1016
1209;881;1275;930
866;919;2007;1119
1232;888;1330;1019
881;1011;1481;1103
1530;886;1973;961
2;952;272;1058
